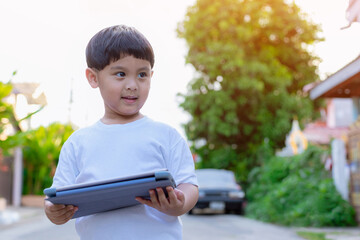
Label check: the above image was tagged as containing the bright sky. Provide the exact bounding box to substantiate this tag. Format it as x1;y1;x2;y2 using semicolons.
0;0;359;137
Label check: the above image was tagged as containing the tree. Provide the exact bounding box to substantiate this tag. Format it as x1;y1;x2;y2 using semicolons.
0;77;20;137
0;74;74;195
177;0;323;182
0;72;44;153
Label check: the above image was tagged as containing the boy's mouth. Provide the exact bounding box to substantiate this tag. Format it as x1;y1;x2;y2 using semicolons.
121;96;138;103
122;96;138;99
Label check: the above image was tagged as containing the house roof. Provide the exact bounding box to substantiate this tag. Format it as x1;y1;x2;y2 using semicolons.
310;55;360;99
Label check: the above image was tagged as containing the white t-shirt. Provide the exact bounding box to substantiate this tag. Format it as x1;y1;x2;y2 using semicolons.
51;117;198;240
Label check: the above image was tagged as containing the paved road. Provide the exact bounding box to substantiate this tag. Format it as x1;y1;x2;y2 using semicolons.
182;213;303;240
1;207;360;240
0;212;78;240
0;207;304;240
0;208;78;240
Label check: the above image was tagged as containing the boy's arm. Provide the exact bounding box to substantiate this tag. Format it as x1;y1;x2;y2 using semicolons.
135;183;198;216
44;200;78;225
176;183;199;214
44;137;79;224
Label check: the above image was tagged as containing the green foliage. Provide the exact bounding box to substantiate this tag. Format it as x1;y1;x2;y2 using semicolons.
0;80;27;154
177;0;323;181
246;146;357;227
22;123;74;195
0;73;45;152
0;81;15;135
1;74;73;196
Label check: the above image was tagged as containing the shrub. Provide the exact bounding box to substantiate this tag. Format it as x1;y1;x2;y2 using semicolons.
22;122;74;195
246;145;357;227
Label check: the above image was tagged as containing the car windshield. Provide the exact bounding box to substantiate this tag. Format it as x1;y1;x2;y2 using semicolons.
196;169;238;190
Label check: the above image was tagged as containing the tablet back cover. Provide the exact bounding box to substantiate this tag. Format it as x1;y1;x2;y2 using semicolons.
44;170;176;218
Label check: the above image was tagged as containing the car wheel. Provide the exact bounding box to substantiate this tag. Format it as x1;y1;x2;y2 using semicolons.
225;209;231;214
234;208;243;215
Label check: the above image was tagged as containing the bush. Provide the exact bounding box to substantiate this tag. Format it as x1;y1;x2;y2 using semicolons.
22;123;74;195
246;145;357;227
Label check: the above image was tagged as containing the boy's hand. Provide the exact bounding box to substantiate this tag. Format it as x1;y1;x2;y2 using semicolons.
135;186;185;216
44;200;78;225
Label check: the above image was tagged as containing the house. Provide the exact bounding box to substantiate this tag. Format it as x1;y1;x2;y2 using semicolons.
309;54;360;222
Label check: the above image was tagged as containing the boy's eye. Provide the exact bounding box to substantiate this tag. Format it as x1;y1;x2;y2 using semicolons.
116;72;126;77
138;72;147;78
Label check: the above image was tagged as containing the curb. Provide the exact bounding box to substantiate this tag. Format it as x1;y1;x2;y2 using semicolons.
294;227;360;240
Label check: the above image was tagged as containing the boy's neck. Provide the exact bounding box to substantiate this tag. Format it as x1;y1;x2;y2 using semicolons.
101;113;144;125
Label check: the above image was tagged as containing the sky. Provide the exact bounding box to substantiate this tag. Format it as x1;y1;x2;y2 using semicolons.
0;0;360;137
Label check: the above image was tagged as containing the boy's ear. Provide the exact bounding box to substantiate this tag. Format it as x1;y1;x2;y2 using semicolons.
86;68;99;88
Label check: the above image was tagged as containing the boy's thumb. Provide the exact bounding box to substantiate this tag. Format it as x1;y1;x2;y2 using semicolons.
174;188;185;202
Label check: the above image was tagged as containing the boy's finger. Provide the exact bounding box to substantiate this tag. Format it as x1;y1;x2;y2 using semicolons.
52;205;75;217
156;188;168;204
166;187;178;203
58;208;74;220
54;207;77;225
149;189;160;206
52;205;66;211
45;201;66;211
62;207;77;220
174;188;185;203
135;197;152;206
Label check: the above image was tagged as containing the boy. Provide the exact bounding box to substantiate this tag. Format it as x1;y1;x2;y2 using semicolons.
44;25;198;239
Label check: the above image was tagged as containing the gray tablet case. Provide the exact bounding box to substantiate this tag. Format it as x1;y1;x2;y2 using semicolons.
44;170;176;218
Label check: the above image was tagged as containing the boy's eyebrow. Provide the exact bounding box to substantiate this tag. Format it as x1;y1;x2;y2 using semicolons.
110;66;151;71
137;66;151;71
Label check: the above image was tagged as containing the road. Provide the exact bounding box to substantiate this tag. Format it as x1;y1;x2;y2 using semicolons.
0;208;305;240
182;213;303;240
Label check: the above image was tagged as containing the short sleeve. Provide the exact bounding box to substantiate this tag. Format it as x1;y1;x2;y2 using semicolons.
51;138;79;188
167;130;198;187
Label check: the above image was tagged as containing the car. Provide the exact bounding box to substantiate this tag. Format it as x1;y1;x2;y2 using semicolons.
189;168;245;215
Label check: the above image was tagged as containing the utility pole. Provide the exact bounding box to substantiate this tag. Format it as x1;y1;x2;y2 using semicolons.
68;78;74;124
12;147;22;207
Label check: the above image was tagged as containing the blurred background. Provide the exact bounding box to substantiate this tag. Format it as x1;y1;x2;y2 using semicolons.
1;0;360;239
0;0;359;134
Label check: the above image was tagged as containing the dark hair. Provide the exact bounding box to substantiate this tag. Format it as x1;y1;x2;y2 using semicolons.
86;25;155;70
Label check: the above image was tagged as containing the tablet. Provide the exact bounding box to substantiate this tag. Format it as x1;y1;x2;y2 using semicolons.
44;169;176;218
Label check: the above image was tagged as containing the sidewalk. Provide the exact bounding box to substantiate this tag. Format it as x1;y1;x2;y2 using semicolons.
0;206;78;240
1;206;360;240
0;206;44;228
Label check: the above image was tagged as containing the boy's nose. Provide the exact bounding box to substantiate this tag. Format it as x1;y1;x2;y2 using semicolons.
125;79;137;91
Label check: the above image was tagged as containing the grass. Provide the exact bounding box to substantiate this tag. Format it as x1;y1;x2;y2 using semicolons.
296;231;330;240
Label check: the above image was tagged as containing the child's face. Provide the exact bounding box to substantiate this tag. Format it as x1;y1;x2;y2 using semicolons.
87;55;152;123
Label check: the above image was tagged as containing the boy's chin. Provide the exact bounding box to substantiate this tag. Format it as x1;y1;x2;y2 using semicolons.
103;112;143;124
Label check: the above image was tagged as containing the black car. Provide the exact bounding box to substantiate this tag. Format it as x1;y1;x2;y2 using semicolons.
190;169;245;215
